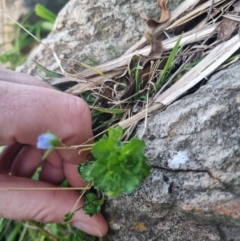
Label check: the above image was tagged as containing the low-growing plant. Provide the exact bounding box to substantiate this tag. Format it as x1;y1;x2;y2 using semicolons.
37;126;151;219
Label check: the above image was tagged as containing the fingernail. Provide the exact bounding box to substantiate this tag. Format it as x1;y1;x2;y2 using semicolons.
72;222;103;237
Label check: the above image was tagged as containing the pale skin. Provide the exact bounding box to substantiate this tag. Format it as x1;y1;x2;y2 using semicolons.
0;67;108;237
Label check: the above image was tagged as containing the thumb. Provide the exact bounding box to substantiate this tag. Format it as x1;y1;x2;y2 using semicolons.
0;175;108;237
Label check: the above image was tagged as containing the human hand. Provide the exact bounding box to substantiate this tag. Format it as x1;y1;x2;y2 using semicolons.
0;67;108;237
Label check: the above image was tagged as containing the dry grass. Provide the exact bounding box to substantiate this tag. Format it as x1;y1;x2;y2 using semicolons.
60;0;239;137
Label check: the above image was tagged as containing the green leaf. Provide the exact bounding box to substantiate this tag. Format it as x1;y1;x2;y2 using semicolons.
91;138;115;161
83;193;104;217
108;126;123;141
63;211;74;222
78;161;94;182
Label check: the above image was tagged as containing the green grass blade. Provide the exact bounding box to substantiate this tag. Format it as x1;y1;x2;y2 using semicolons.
80;62;104;76
33;61;64;78
156;34;182;88
40;21;54;31
91;106;126;114
7;222;22;241
35;4;57;23
0;219;11;240
18;223;28;241
132;65;143;100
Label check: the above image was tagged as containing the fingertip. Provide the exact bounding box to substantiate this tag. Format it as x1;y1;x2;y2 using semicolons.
61;94;92;143
72;213;108;237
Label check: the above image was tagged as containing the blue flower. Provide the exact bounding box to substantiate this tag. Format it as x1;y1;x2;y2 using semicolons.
37;132;61;150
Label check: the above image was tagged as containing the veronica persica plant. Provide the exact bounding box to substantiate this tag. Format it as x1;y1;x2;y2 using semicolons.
79;127;151;198
37;127;151;218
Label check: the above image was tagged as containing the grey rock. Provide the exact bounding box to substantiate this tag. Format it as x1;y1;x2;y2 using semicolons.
104;62;240;240
18;0;184;76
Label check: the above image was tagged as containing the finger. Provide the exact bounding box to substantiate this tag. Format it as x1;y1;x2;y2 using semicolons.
39;150;65;185
39;161;65;185
19;149;84;186
0;143;23;173
11;145;43;178
0;174;108;237
39;157;65;185
63;162;85;187
9;146;80;186
0;66;52;89
0;81;92;165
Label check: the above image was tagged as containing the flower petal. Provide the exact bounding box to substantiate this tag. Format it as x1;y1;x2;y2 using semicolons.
37;132;60;150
